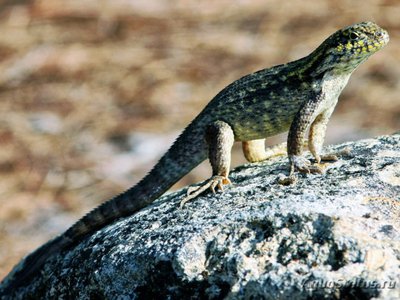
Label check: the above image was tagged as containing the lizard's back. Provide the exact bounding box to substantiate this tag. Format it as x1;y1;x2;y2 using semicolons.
200;58;322;141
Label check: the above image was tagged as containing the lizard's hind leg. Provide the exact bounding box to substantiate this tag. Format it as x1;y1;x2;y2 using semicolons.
180;120;234;207
242;139;287;163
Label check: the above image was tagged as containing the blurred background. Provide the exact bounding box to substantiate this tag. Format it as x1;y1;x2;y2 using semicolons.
0;0;399;279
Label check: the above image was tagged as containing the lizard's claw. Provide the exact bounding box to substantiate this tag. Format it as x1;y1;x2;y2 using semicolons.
180;175;231;208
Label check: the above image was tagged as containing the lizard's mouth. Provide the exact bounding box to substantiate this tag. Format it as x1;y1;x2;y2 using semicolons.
366;28;389;55
369;25;390;52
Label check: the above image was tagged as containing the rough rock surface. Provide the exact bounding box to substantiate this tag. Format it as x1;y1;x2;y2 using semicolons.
2;134;400;299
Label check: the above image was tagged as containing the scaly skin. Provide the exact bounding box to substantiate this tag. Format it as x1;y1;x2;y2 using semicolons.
0;22;389;296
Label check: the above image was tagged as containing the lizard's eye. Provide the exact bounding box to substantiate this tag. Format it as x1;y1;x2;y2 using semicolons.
374;31;383;38
349;32;359;39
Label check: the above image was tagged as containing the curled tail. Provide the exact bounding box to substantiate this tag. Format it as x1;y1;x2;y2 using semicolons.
0;122;209;296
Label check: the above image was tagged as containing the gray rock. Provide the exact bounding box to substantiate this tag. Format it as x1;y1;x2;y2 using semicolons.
2;134;400;299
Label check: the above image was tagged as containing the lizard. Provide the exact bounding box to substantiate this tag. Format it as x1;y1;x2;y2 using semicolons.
0;21;389;295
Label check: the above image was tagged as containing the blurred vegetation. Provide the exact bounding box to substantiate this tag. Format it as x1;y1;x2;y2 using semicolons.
0;0;399;279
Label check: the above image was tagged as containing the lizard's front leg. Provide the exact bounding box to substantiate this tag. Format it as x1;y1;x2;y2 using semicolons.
282;96;325;183
309;106;338;163
180;120;234;207
309;109;352;166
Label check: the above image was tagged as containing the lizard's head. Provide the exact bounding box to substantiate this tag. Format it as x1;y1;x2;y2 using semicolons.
314;22;389;74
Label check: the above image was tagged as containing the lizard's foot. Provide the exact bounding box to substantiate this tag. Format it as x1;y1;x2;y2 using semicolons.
278;155;322;186
180;175;231;208
315;147;352;163
291;155;323;174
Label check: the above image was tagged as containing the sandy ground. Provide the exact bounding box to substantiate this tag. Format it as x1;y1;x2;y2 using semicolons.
0;0;399;280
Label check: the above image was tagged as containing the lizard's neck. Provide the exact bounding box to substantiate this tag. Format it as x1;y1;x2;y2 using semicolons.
300;42;368;78
284;49;353;102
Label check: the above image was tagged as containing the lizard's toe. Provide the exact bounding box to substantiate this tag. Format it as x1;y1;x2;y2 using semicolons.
319;147;352;162
210;175;229;193
277;174;297;185
306;165;324;174
320;154;339;162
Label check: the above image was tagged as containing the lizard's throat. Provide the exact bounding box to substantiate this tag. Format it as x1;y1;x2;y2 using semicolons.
310;49;373;76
